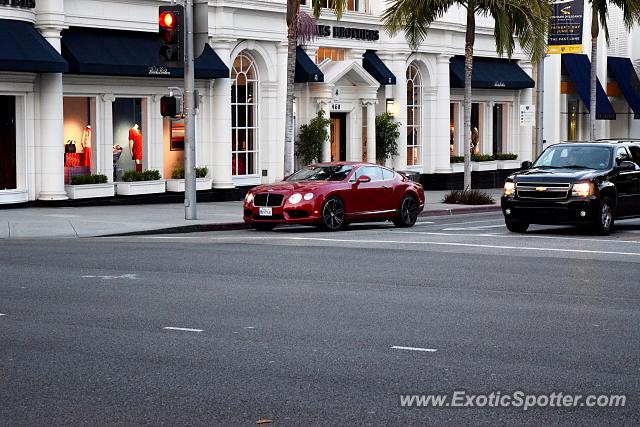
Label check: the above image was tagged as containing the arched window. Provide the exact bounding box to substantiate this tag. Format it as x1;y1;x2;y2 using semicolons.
231;52;258;176
406;63;422;167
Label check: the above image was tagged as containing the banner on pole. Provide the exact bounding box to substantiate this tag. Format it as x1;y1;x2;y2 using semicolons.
547;0;584;54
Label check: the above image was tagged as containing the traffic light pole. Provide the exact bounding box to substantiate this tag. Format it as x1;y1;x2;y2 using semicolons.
183;0;197;220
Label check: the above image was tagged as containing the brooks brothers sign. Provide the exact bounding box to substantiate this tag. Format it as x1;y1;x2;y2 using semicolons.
315;25;379;42
1;0;36;8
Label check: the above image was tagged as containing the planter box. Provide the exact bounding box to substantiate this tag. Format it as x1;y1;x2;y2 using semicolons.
496;160;521;170
115;180;166;196
471;161;498;172
450;163;465;173
165;178;212;192
65;183;115;199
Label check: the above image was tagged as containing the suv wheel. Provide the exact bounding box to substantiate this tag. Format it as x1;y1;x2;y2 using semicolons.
593;197;614;235
505;219;529;233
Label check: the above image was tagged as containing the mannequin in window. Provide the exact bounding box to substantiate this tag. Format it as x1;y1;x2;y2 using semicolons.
81;125;92;169
128;123;143;172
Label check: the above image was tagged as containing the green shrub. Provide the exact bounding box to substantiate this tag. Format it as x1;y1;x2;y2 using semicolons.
375;112;400;164
70;174;108;185
295;111;331;165
451;156;464;163
171;167;208;179
494;153;518;161
122;169;161;182
471;154;494;162
442;190;495;205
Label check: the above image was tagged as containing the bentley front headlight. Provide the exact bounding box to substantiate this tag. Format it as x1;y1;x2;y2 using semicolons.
288;193;302;204
245;192;254;205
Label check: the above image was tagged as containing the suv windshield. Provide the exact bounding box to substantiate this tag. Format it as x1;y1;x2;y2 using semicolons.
286;165;353;182
534;146;612;170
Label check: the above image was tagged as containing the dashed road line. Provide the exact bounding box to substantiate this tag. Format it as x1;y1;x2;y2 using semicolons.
163;327;204;333
392;346;437;353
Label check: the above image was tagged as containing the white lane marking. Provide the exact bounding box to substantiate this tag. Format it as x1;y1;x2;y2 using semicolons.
443;224;506;231
0;314;5;317
394;230;640;244
420;218;503;227
138;236;199;239
244;326;255;329
82;274;139;280
163;327;204;333
205;235;640;257
392;346;437;353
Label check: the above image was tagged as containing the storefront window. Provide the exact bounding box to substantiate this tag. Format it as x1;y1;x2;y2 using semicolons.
316;47;345;63
231;52;258;176
492;103;508;155
406;63;422;166
0;96;16;190
567;96;579;141
63;97;96;183
301;0;369;12
471;103;483;154
164;119;184;179
112;98;144;181
450;103;460;157
362;105;367;162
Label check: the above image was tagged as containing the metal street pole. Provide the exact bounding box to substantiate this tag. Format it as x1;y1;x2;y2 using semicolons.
535;55;545;158
184;0;197;220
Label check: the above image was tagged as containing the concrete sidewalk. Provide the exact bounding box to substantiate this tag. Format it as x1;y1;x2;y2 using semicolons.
0;189;503;239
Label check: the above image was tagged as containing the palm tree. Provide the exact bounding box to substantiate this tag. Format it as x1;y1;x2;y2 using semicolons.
587;1;640;141
284;1;348;177
382;0;549;191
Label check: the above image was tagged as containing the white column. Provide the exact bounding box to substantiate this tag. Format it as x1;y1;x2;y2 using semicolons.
391;54;408;170
519;61;534;161
147;95;164;175
543;55;562;145
318;99;331;162
364;99;377;164
99;94;115;183
434;54;452;173
210;40;234;188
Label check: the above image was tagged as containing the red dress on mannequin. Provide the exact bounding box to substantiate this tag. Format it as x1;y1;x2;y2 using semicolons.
81;125;92;169
129;127;143;161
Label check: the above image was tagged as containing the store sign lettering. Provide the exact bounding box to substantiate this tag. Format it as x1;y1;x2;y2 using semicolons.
316;25;380;42
1;0;36;8
494;81;506;88
148;66;171;76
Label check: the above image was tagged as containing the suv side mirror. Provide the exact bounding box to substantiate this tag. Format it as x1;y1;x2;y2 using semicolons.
521;161;533;170
617;160;637;172
355;175;371;185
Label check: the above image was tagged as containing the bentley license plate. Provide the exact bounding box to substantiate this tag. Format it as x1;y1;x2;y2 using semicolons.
259;207;273;217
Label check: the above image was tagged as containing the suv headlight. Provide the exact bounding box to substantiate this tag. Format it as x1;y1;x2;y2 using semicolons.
245;193;254;205
288;193;302;204
572;182;593;198
504;181;515;196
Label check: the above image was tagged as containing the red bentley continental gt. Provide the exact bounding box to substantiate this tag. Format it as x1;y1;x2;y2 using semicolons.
243;162;425;231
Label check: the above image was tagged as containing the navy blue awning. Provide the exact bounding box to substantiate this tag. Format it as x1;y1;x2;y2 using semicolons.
562;54;616;120
0;19;68;73
363;50;396;85
450;56;534;89
61;27;228;79
295;47;323;83
608;56;640;119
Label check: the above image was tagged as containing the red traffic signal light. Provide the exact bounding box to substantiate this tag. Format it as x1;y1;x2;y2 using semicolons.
158;5;184;68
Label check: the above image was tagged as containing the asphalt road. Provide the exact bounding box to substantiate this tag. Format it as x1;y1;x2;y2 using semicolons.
1;213;640;426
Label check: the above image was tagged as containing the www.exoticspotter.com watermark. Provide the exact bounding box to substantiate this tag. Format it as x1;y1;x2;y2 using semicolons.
399;391;627;410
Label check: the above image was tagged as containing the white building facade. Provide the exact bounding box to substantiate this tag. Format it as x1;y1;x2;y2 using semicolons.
0;0;539;205
543;3;640;146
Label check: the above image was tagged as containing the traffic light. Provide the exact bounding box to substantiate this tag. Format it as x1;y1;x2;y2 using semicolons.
161;95;182;118
159;5;184;68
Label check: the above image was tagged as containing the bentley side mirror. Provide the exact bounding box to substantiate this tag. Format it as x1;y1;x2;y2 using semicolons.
617;160;637;172
355;175;371;185
521;161;533;170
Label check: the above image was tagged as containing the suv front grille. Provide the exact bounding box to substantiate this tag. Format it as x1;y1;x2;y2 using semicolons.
253;193;285;207
516;182;571;200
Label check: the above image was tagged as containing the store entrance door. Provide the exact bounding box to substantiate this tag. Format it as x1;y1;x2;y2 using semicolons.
330;112;347;162
0;96;16;190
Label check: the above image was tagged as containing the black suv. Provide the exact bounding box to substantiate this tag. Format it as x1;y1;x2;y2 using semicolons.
501;141;640;234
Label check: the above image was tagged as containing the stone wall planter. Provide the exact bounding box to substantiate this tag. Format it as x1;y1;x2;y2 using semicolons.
496;160;521;170
165;178;212;192
65;183;115;199
115;180;166;196
471;161;498;172
451;163;464;173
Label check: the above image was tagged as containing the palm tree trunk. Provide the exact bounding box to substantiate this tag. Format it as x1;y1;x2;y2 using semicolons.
463;4;476;191
590;6;599;141
284;0;299;177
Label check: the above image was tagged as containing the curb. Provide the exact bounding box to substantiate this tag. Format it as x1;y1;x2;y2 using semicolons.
100;205;501;237
419;205;502;217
